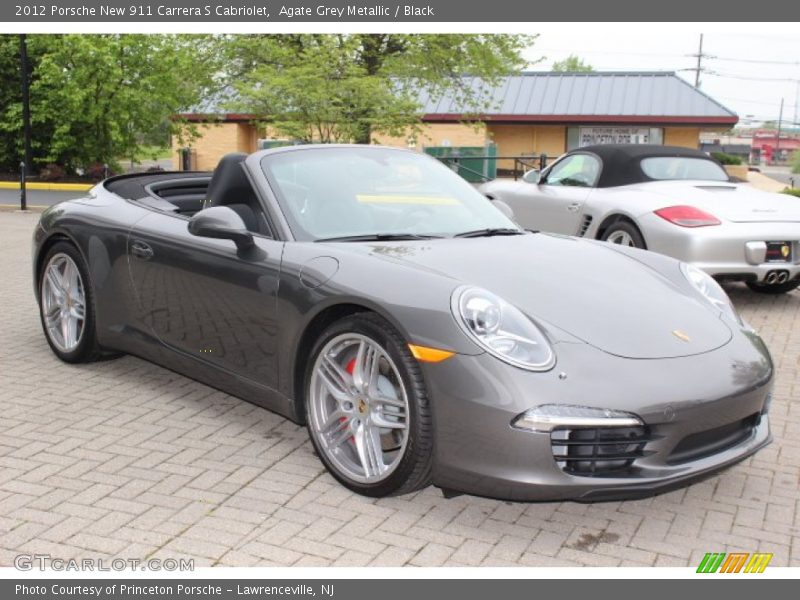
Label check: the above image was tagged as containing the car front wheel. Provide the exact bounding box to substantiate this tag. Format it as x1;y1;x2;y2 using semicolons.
304;313;433;497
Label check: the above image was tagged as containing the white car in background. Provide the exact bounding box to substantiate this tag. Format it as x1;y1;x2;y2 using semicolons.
481;144;800;294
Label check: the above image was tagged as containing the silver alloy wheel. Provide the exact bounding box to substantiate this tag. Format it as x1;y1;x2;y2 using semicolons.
41;253;86;353
606;230;635;246
308;333;410;484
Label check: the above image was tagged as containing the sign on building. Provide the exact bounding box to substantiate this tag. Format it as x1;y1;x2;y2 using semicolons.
579;127;653;146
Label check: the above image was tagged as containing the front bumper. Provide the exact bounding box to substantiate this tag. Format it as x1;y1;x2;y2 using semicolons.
424;328;773;501
639;215;800;283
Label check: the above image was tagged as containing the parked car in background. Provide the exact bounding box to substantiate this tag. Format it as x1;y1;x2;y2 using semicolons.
480;145;800;294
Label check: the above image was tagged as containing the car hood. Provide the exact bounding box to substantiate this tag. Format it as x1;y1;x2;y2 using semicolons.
332;233;732;359
623;180;800;223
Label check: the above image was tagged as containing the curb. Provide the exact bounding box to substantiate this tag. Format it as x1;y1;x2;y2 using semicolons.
0;204;47;213
0;181;93;192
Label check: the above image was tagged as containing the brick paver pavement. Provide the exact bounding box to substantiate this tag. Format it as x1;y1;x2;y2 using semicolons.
1;210;798;567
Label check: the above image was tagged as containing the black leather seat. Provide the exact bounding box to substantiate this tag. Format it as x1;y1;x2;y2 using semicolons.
204;153;264;234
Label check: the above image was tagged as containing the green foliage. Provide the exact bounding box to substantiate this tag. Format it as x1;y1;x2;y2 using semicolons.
551;55;594;72
0;34;218;174
782;187;800;198
791;150;800;174
0;35;59;173
226;34;535;144
711;152;743;165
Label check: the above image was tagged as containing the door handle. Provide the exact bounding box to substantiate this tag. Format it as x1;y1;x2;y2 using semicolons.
130;240;154;260
567;202;581;212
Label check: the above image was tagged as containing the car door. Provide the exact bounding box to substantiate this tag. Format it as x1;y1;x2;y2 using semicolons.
127;209;283;387
511;153;600;234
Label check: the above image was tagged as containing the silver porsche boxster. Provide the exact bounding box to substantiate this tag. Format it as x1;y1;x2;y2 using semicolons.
481;144;800;294
33;145;772;501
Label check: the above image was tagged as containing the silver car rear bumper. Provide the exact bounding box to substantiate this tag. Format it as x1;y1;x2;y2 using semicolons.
637;214;800;283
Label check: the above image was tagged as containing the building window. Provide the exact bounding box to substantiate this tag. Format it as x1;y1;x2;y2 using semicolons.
567;127;664;150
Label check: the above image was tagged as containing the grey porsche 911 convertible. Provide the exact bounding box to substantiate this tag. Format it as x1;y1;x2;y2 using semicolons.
33;145;773;501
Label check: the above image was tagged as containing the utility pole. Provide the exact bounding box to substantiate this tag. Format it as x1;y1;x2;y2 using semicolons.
694;34;704;88
776;97;784;165
19;34;32;211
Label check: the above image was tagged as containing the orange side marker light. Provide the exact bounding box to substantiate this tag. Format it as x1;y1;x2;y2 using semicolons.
408;344;455;363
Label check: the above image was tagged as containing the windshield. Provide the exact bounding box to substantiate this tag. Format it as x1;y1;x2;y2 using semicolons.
260;147;517;241
640;156;729;182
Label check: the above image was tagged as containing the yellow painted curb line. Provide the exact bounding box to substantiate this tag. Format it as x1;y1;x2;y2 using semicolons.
0;181;93;192
0;204;48;212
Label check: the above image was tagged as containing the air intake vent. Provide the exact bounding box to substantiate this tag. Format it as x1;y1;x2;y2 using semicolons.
667;413;759;465
578;215;593;237
551;425;654;477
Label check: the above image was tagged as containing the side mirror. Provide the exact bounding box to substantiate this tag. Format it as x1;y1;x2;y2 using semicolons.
491;199;515;221
188;206;254;251
522;169;541;184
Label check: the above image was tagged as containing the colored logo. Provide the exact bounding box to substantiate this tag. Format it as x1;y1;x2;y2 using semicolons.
672;329;691;343
696;552;772;573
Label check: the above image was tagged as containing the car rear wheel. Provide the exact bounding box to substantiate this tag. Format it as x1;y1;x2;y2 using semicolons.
746;280;800;295
601;221;646;249
304;313;433;497
38;242;103;363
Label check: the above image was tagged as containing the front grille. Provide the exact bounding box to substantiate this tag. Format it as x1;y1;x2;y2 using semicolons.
667;413;760;465
578;215;593;237
551;425;654;477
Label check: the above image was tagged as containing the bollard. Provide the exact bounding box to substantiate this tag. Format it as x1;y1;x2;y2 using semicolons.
19;160;27;211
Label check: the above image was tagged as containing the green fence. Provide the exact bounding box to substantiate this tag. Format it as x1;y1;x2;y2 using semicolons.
424;145;498;182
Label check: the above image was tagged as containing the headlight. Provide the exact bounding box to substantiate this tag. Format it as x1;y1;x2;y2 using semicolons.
681;263;741;324
452;286;555;371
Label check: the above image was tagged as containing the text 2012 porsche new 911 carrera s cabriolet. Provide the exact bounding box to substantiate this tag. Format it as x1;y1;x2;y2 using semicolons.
33;145;773;501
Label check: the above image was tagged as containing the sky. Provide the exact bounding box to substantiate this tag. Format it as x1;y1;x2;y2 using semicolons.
524;29;800;128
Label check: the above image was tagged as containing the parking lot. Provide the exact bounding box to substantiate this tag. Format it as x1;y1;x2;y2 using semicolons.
0;209;798;568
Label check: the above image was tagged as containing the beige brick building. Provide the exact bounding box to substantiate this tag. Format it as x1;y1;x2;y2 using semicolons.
172;72;738;172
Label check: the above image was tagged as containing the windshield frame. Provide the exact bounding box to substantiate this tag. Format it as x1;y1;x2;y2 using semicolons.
259;145;519;242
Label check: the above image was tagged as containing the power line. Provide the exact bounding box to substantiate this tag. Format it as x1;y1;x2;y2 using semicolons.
717;96;797;109
706;71;800;83
709;56;800;66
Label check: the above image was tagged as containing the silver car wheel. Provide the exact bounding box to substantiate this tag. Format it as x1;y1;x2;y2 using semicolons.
606;230;635;246
308;333;410;484
41;253;86;353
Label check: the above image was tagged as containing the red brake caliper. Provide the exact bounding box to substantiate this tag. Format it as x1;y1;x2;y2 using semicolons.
342;358;357;443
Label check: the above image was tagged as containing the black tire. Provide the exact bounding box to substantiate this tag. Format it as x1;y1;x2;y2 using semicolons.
600;220;646;249
746;279;800;295
304;312;433;497
38;241;104;363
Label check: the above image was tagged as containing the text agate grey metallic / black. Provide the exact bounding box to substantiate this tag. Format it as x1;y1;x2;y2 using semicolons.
32;145;773;501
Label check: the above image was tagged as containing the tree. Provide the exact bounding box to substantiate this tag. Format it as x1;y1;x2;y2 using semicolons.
0;35;58;173
225;34;535;144
0;34;218;174
551;55;594;72
791;150;800;175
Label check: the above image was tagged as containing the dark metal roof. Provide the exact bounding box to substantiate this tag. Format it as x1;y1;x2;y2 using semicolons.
419;72;737;123
180;72;738;126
